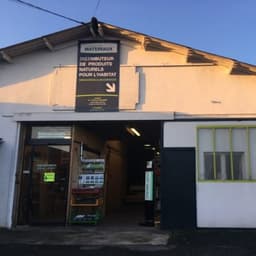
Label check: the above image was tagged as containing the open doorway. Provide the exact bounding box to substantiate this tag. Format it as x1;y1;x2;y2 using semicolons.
70;121;161;227
17;122;161;227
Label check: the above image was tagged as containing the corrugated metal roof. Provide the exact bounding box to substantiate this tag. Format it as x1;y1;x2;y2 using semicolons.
1;19;256;75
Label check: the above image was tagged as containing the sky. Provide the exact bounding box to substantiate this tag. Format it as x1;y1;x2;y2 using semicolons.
1;0;256;65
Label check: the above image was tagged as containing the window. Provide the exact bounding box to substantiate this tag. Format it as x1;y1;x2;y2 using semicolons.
203;152;245;180
197;126;255;181
31;126;71;140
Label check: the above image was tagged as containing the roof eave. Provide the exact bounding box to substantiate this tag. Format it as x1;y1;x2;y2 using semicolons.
1;20;256;74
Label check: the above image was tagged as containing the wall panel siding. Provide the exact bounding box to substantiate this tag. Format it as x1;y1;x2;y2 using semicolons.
164;121;256;228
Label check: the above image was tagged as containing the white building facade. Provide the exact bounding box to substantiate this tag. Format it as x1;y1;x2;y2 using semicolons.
1;20;256;228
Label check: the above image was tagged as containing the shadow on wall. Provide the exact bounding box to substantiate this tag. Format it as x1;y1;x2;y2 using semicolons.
135;67;146;110
0;39;136;88
0;43;77;87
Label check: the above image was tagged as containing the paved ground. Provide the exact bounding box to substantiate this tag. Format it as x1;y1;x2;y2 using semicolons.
1;226;256;255
169;229;256;255
0;225;169;245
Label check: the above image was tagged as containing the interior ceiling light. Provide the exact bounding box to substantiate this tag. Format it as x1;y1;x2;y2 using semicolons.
144;144;151;147
126;127;141;137
130;128;140;137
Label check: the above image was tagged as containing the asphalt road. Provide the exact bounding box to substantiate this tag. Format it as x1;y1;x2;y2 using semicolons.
2;228;256;255
1;243;256;256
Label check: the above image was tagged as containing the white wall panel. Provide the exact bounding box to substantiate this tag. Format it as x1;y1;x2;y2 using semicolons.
163;122;196;147
0;116;19;228
197;183;256;228
164;121;256;148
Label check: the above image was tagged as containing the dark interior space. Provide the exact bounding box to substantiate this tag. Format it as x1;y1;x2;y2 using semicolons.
80;120;160;185
78;120;161;226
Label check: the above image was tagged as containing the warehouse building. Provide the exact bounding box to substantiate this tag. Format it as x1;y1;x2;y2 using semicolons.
1;19;256;229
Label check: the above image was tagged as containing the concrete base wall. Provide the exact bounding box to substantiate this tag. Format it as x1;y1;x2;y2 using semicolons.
0;116;19;228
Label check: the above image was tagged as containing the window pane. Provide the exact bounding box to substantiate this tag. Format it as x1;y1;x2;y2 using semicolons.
216;152;231;180
198;129;213;179
215;129;231;179
204;152;214;179
232;129;248;180
31;126;72;139
216;129;230;152
233;152;245;180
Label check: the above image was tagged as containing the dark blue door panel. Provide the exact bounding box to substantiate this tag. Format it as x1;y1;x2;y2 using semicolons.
161;148;196;229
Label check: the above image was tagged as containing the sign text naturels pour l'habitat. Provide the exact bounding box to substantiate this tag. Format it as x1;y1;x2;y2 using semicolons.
75;41;120;112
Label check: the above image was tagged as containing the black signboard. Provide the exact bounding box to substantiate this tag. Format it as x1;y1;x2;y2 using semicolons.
75;41;120;112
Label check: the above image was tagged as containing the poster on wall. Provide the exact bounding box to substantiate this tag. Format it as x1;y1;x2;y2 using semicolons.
75;41;120;112
145;171;154;201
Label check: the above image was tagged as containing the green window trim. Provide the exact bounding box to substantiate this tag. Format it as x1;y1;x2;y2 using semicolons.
247;127;252;179
197;125;256;182
229;128;234;180
212;128;217;179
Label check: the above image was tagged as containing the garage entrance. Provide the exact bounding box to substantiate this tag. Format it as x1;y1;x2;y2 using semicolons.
70;121;161;226
17;121;161;227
